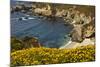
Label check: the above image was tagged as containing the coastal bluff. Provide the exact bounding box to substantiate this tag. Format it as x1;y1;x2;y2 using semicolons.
11;2;95;48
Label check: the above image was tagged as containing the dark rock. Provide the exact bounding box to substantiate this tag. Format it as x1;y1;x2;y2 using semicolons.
24;17;28;19
18;17;23;21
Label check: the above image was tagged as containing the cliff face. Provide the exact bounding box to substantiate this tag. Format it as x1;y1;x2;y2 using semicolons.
70;24;83;42
70;22;95;43
83;22;95;38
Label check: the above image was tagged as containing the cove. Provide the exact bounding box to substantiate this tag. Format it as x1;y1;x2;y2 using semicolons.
11;12;73;48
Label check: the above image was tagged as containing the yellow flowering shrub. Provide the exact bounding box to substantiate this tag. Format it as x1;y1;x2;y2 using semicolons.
11;45;95;66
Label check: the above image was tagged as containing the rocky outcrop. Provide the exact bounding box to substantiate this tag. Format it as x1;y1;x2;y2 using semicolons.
11;4;33;13
70;24;83;42
22;36;41;48
55;10;68;17
69;20;95;43
34;8;52;16
82;21;95;38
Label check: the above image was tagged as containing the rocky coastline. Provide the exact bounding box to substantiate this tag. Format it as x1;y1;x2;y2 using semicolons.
11;2;95;48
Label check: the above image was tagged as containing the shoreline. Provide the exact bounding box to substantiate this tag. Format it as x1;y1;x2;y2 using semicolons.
60;38;95;49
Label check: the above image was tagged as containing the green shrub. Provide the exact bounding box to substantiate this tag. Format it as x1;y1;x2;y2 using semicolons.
11;45;95;66
11;36;41;52
11;37;23;52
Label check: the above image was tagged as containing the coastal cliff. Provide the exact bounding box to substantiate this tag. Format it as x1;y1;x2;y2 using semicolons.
11;2;95;48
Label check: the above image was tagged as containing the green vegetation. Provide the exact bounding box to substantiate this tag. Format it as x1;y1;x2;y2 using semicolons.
11;37;23;52
11;36;41;52
11;45;95;66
